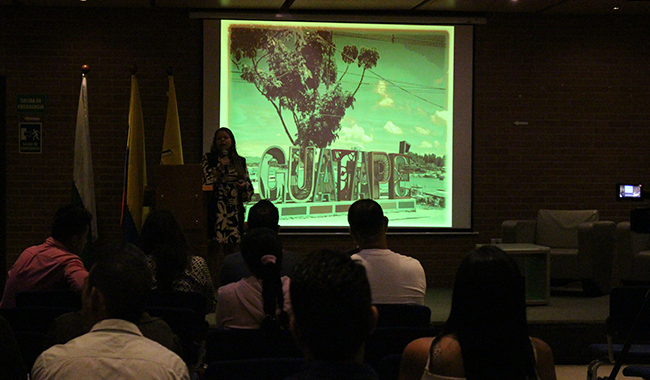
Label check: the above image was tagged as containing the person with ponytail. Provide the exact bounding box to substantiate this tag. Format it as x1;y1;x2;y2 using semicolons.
215;227;290;330
398;245;557;380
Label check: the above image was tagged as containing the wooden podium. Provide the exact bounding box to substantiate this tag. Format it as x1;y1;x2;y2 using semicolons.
154;164;209;256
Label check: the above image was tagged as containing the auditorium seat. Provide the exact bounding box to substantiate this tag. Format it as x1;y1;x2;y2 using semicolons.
0;306;76;368
203;357;305;380
204;328;301;364
15;289;81;309
374;303;431;328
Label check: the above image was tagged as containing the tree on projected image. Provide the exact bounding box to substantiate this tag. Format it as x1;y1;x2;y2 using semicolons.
230;27;380;149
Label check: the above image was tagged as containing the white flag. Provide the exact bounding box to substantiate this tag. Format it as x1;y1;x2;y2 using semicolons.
73;74;98;241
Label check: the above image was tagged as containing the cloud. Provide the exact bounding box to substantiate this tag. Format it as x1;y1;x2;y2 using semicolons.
383;121;403;135
415;126;431;135
419;140;441;150
338;124;374;147
374;80;394;108
430;109;451;127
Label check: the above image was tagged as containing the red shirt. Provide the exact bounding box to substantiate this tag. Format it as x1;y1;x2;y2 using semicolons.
0;237;88;308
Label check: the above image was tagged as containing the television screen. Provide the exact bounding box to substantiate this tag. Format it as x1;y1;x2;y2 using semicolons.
203;18;473;232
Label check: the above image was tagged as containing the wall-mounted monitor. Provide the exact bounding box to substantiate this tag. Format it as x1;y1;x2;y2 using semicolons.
202;16;474;232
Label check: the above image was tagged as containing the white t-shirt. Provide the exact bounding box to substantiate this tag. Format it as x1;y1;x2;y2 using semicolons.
351;248;426;305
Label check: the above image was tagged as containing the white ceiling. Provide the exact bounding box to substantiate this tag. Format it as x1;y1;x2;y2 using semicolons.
1;0;650;14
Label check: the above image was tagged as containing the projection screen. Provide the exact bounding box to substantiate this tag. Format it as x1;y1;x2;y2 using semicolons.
203;18;473;232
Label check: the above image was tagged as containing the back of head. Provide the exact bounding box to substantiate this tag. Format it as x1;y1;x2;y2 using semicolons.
247;199;279;231
51;204;92;243
241;227;283;276
347;199;384;241
290;249;373;361
241;228;287;330
139;209;189;289
445;245;535;380
89;242;152;323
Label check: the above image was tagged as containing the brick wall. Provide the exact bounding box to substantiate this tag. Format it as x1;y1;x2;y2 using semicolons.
2;9;649;288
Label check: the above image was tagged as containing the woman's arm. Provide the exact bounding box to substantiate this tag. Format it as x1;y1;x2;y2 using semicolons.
399;337;434;380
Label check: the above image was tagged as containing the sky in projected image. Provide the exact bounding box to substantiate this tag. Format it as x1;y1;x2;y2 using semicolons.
220;20;454;228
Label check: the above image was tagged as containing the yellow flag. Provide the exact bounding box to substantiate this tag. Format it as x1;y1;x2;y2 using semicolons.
161;75;184;165
121;74;147;242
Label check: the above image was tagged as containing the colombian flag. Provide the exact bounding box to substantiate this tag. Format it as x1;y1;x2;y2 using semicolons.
121;73;147;244
161;73;184;165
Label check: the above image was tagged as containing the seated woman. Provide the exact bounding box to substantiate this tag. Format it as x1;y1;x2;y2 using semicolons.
215;227;291;330
140;209;215;313
399;245;557;380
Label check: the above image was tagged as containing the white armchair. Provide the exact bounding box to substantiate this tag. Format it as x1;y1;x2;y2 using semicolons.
502;209;615;296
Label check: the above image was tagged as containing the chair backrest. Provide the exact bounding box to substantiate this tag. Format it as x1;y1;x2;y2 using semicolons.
374;304;431;328
203;357;305;380
204;328;301;363
14;290;81;309
536;209;599;248
607;286;650;343
0;306;77;369
0;306;77;334
145;306;204;366
147;290;208;319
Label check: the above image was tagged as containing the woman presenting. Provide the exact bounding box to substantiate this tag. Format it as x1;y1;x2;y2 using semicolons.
202;127;254;284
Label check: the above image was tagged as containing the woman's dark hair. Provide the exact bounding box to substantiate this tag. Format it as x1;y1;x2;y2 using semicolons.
438;245;537;380
210;127;246;178
240;227;288;331
138;209;189;291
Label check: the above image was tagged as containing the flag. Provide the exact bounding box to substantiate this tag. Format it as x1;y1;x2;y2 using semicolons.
161;74;184;165
72;72;98;241
121;73;147;243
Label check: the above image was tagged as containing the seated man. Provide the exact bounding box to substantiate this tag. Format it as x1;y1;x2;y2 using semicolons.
348;199;427;305
220;199;301;286
287;249;378;380
31;242;189;380
1;204;91;309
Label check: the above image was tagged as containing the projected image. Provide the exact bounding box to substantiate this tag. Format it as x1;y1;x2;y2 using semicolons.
219;20;454;228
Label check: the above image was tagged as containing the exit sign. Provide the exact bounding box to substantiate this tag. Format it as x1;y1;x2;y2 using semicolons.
16;94;47;114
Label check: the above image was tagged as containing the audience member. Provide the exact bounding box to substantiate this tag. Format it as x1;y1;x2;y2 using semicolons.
287;249;378;380
47;309;182;357
0;314;28;380
140;209;215;312
347;199;426;305
31;242;189;380
398;245;556;380
1;204;91;309
215;227;291;330
220;199;301;286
